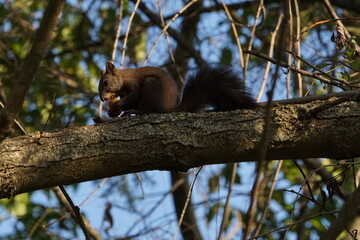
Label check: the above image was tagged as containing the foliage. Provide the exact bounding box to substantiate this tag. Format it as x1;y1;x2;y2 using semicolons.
0;0;360;239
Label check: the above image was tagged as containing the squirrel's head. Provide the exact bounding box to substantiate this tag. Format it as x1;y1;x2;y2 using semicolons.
98;62;122;102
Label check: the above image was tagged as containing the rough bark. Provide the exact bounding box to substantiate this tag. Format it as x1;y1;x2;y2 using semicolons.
162;0;205;238
1;99;360;199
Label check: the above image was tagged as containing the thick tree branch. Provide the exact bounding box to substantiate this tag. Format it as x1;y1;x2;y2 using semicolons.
1;99;360;199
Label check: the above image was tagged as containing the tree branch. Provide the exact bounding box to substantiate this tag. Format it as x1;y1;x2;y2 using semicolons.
52;186;102;240
242;50;352;90
320;185;360;240
133;0;205;66
58;185;92;240
162;1;205;239
0;0;65;140
1;99;360;199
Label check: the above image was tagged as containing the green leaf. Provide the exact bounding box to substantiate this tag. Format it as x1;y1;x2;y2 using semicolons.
0;193;30;216
222;164;240;184
314;62;332;69
208;174;220;193
341;70;351;81
127;31;147;63
206;203;222;223
352;58;360;70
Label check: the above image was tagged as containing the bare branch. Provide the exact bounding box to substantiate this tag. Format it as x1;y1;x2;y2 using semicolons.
322;0;360;55
253;160;283;236
58;186;92;240
320;186;360;240
173;167;202;240
52;186;102;240
112;0;124;65
249;210;340;240
243;50;352;90
121;0;141;67
141;0;201;66
256;14;284;101
222;1;245;69
217;163;238;240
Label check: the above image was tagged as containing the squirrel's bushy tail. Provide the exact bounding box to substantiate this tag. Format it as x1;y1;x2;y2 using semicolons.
175;66;257;112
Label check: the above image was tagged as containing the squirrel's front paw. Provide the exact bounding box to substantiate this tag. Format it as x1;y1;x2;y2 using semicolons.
108;110;121;118
107;99;122;118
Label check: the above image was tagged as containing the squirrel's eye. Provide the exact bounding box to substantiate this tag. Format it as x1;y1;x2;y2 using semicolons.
103;79;109;87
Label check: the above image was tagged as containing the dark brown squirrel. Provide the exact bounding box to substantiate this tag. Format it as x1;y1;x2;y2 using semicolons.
98;62;257;117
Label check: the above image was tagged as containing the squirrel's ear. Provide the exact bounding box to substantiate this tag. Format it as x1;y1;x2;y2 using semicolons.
105;62;116;75
100;70;105;76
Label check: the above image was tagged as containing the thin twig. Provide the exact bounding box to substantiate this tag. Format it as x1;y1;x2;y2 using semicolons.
222;0;244;69
173;166;203;240
100;0;124;117
292;160;316;202
322;0;360;55
293;0;303;97
142;0;199;66
256;14;284;102
217;163;238;240
307;162;360;183
339;60;360;73
286;160;360;240
44;178;108;229
0;0;65;140
243;0;264;83
248;210;339;240
134;0;204;66
287;50;350;87
320;185;360;240
243;49;351;90
120;0;140;67
78;178;109;207
0;100;27;135
157;0;184;84
112;0;124;65
58;185;92;240
52;187;102;240
125;177;185;236
253;160;283;236
295;17;360;46
243;14;286;240
224;211;242;240
284;189;336;212
286;0;293;99
26;209;49;240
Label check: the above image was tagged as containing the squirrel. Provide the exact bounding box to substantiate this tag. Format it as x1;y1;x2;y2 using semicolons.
98;62;257;117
